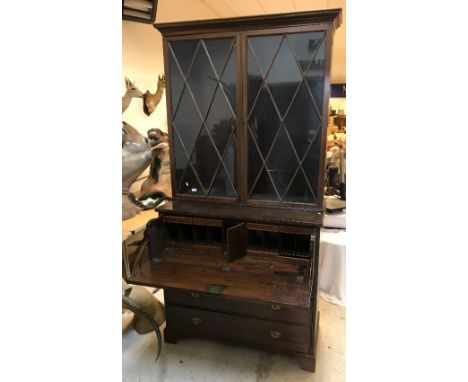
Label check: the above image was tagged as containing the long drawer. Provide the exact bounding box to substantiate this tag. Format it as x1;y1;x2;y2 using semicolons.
166;304;311;354
165;289;311;325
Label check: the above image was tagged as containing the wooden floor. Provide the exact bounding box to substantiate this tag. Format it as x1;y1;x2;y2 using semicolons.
123;294;345;382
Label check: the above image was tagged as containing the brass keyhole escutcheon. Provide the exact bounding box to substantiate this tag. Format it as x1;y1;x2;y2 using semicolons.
270;330;282;339
271;304;281;311
190;292;200;298
192;317;202;325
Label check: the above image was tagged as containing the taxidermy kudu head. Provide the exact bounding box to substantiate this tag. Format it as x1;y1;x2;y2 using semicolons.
122;122;169;220
144;74;166;116
122;78;144;113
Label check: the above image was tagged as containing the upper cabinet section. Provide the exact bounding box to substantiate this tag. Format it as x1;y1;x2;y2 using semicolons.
168;37;238;198
156;9;341;209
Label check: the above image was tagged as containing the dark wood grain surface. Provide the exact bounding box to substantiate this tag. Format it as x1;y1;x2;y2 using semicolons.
128;256;312;307
165;304;312;353
154;9;342;36
165;289;311;325
157;201;323;226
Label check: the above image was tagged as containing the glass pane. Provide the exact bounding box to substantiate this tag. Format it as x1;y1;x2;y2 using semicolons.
247;31;325;204
205;38;234;78
209;165;235;197
248;87;281;157
250;168;278;201
169;40;198;77
171;37;237;198
302;136;322;198
168;52;185;112
177;166;203;195
247;43;263;113
285;83;321;159
222;137;236;189
306;39;325;111
265;128;298;197
173;87;203;158
187;44;218;119
221;51;236;110
247;136;263;193
173;129;188;176
248;35;282;75
283;171;314;203
287;32;324;71
189;128;219;190
266;38;303;117
169;40;198;76
205;86;235;154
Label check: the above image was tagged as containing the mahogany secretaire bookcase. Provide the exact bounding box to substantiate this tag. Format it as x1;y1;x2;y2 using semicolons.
126;9;342;371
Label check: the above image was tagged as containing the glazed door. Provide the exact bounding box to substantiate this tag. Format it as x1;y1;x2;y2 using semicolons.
166;35;238;200
245;29;328;206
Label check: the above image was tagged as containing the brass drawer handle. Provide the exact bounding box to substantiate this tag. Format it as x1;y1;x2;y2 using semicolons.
270;330;282;339
271;304;282;311
191;317;203;325
190;292;200;298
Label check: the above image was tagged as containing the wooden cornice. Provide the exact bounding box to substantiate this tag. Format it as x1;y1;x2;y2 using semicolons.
154;8;342;37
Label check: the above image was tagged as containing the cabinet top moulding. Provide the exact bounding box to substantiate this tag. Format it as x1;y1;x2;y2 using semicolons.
153;9;342;37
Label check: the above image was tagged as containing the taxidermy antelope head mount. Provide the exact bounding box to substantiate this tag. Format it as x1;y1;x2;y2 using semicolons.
122;77;144;113
143;74;165;116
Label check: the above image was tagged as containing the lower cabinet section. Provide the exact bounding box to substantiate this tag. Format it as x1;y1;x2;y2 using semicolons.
165;302;312;354
129;209;322;372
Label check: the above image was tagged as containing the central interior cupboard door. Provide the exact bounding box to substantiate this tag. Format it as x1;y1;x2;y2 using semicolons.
168;36;238;199
246;30;326;205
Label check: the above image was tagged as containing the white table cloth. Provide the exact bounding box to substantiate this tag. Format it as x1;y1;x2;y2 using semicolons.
319;228;346;306
323;210;346;229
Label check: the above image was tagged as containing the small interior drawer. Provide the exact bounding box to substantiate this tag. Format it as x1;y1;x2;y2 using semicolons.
165;289;311;325
165;304;311;354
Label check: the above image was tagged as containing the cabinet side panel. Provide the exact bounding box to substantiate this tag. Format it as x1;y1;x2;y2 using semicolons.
162;37;178;198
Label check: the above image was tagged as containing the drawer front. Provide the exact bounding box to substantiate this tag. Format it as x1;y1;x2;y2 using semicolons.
166;304;311;353
165;289;311;325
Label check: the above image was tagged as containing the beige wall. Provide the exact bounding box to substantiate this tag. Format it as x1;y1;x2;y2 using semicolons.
122;21;167;135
